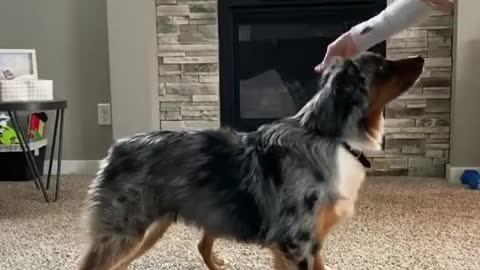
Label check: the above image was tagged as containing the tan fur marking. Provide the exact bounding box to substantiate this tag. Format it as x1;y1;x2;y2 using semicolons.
270;245;296;270
365;79;401;142
314;255;329;270
111;219;172;270
312;203;347;270
198;233;226;270
365;56;425;141
316;204;341;242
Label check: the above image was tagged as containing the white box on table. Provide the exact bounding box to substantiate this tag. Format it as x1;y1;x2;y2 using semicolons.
0;80;53;102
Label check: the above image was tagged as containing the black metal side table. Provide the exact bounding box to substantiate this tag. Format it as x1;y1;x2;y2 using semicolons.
0;100;67;202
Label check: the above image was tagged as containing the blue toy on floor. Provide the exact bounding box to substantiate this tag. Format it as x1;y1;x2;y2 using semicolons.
460;170;480;190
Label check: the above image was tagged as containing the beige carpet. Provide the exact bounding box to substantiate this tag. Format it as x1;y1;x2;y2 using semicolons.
0;176;479;270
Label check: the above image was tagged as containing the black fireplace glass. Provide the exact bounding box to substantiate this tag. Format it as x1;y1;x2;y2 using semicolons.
219;2;386;131
238;21;348;119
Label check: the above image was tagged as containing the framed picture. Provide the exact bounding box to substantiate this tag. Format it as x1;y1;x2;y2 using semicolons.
0;49;38;80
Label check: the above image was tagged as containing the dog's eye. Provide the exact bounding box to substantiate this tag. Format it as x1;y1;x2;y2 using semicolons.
376;63;390;77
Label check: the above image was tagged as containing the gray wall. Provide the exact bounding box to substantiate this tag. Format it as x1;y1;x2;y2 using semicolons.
0;0;112;160
450;1;480;167
107;0;159;140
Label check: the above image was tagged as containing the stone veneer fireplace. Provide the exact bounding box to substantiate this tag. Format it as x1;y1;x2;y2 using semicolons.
156;0;453;177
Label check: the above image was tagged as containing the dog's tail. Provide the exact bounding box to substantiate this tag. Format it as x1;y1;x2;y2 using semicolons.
78;157;137;270
78;173;141;270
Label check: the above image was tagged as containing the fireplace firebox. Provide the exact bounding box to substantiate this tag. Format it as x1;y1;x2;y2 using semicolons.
218;0;386;131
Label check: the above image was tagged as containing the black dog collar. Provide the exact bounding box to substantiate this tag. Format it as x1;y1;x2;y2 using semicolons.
342;142;371;168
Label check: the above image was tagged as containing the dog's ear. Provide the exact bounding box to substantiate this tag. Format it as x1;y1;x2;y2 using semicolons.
331;59;367;102
297;59;368;137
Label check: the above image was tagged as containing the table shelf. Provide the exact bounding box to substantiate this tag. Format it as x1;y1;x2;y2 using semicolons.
0;100;67;202
0;139;47;153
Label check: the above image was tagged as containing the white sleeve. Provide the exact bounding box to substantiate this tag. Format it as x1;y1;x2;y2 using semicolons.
349;0;435;52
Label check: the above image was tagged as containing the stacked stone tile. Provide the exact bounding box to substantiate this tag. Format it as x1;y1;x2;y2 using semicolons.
156;1;453;177
157;0;220;130
372;12;453;177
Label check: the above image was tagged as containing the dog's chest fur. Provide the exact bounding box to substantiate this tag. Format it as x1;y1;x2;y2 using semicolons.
332;145;366;218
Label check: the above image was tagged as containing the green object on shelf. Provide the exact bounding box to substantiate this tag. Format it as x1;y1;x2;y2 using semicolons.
30;129;43;141
0;126;19;145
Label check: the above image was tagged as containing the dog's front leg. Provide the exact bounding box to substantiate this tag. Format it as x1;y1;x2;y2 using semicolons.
313;255;333;270
271;242;324;270
313;203;344;270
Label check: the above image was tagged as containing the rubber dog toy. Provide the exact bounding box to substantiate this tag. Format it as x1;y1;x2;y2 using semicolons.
460;170;478;185
468;176;480;190
460;170;480;190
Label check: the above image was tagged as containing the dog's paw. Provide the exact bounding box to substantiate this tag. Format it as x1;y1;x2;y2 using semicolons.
203;253;226;270
324;265;334;270
212;253;226;268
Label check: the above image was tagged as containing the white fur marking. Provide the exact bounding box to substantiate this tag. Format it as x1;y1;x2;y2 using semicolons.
365;115;384;152
334;145;367;218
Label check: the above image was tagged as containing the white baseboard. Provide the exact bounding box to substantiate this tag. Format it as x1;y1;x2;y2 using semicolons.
446;164;480;184
43;160;100;175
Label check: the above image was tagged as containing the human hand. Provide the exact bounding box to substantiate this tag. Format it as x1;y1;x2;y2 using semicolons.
423;0;454;14
314;32;359;74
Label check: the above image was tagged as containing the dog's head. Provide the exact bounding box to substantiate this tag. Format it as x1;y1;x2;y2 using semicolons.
296;52;424;151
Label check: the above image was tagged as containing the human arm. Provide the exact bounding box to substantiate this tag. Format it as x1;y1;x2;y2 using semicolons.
350;0;437;53
315;0;454;73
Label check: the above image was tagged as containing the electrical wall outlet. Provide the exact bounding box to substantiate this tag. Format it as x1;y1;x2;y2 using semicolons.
97;103;112;126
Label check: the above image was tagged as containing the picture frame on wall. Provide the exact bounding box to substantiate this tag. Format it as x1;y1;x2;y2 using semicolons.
0;49;38;80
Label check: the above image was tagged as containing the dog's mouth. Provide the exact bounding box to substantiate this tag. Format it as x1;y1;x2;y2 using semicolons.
364;56;425;151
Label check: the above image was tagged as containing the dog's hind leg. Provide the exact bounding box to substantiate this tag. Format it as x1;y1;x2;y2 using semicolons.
78;218;172;270
198;232;225;270
78;235;141;270
112;218;173;270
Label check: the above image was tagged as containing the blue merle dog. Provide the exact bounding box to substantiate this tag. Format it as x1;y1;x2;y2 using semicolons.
78;52;424;270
